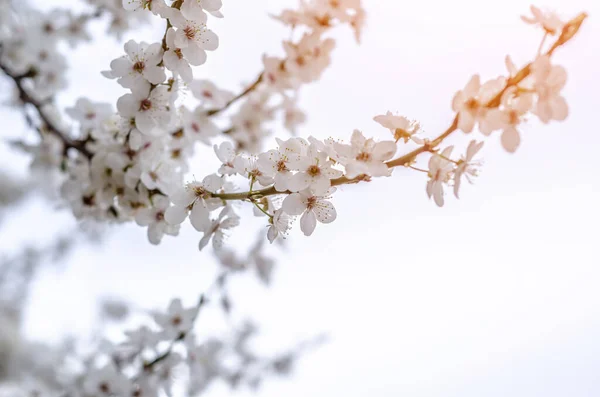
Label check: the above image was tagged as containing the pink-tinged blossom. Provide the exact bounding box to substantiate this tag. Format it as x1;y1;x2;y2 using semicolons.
426;146;455;207
283;33;335;83
258;137;306;192
170;10;219;54
482;88;534;153
373;111;423;144
163;28;206;83
234;155;275;187
452;75;506;133
282;188;337;236
190;79;234;109
287;143;342;195
454;140;484;198
334;129;397;179
530;56;569;124
521;5;563;35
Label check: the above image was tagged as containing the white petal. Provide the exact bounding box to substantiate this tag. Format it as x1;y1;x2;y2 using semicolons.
282;193;306;216
165;205;188;225
300;210;317;236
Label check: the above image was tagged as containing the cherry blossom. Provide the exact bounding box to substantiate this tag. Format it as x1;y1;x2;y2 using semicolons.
116;85;174;136
521;5;563;35
287;143;342;195
105;40;166;90
334;129;396;178
257;138;306;192
426;146;455;207
135;195;180;244
165;175;223;230
154;298;197;340
454;140;483;198
282;188;337;236
373;111;423;144
198;207;241;251
530;55;569;123
267;209;292;243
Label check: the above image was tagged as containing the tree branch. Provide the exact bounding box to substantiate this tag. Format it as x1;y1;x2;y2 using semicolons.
0;48;92;158
206;73;264;117
211;12;587;202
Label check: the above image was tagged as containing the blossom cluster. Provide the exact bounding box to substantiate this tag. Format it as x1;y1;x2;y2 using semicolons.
0;2;585;250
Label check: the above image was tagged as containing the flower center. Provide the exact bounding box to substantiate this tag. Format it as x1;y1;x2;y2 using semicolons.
276;160;288;172
465;98;479;111
356;152;371;162
99;383;110;394
133;61;145;73
307;165;321;177
140;99;152;111
174;48;183;59
184;26;196;40
155;211;164;221
306;196;317;210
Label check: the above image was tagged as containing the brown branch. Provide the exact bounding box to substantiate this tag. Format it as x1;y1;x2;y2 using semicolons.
0;52;92;158
206;73;264;117
211;12;588;202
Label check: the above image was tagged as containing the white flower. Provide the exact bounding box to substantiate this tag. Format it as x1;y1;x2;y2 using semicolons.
373;111;423;144
189;80;233;109
65;98;113;132
122;0;168;15
282;188;337;236
165;175;223;230
267;208;291;243
454;140;483;198
163;28;207;83
135;195;180;244
181;107;220;145
198;207;240;251
233;155;274;186
181;0;223;21
214;141;237;175
117;85;174;136
334;129;397;179
154;298;197;340
426;146;455;207
122;326;159;352
84;364;132;397
140;160;178;192
106;40;166;90
170;10;219;53
258;138;305;192
288;143;342;195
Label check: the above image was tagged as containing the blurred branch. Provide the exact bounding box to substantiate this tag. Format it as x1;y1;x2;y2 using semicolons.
0;45;92;158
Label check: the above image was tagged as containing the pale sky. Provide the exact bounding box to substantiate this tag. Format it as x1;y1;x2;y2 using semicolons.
1;0;600;396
